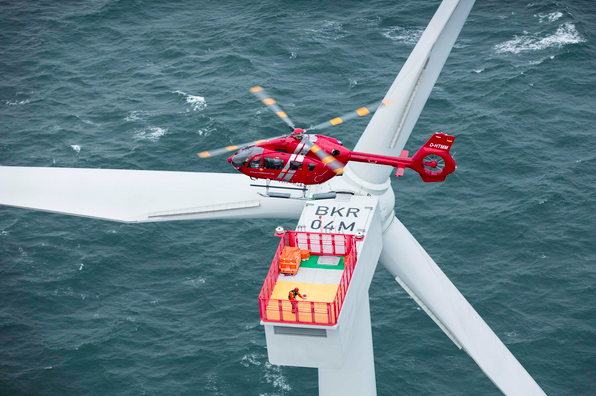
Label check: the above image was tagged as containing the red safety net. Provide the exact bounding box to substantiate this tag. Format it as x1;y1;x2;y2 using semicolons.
258;231;358;326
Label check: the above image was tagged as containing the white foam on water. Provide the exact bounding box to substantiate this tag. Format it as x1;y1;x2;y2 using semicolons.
289;51;297;59
173;90;206;111
125;110;157;122
357;16;381;27
304;20;346;42
197;127;215;136
382;26;424;45
264;362;291;391
240;353;262;367
537;11;563;23
183;276;206;288
5;99;30;106
348;78;357;88
79;263;84;271
474;69;484;73
70;145;81;153
495;23;585;54
134;127;168;141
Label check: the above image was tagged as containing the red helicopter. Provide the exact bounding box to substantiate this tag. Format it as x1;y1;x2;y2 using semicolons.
198;86;456;186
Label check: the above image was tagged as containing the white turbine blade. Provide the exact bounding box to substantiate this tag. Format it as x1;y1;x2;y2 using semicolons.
0;166;305;223
349;0;476;184
380;216;547;396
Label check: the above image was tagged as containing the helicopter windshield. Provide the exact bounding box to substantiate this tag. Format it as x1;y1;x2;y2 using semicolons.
231;147;264;168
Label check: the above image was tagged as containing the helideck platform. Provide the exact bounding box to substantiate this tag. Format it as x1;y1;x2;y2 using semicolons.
260;195;383;370
259;231;357;326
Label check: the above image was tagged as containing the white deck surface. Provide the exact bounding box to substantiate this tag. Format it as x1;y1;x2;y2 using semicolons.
278;267;343;285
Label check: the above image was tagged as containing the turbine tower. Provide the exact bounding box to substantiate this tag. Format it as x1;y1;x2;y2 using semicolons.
0;0;547;394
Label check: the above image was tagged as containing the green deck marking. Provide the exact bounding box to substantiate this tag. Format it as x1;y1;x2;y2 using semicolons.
298;254;345;270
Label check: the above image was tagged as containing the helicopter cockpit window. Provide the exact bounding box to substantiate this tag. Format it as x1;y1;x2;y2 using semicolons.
308;163;316;171
289;161;301;171
247;157;261;169
231;147;264;168
264;158;284;170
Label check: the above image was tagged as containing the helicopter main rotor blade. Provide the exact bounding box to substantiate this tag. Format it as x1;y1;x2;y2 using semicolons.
309;99;394;131
302;137;345;175
250;86;296;129
197;134;287;158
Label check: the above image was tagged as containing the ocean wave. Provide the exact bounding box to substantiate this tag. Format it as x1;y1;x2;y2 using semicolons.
125;110;157;122
304;20;346;42
494;23;585;54
536;11;563;23
357;16;381;27
5;99;30;106
240;353;262;368
263;362;291;392
70;145;81;153
197;127;215;136
382;26;424;45
134;127;168;141
174;90;206;111
183;276;206;288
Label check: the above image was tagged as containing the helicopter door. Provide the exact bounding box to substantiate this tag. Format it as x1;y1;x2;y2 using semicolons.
260;157;285;179
242;156;263;178
247;157;262;169
301;158;318;182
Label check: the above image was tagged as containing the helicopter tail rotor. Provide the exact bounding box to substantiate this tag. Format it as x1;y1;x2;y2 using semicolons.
408;133;456;182
250;86;296;129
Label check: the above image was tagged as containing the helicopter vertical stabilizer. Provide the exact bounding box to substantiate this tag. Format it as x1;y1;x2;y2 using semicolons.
422;132;455;151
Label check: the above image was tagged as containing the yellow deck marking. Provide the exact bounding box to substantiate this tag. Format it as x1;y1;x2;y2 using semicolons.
356;107;370;116
276;111;288;118
262;98;276;105
271;281;339;303
250;86;264;92
226;145;239;151
382;99;394;106
197;152;211;158
330;117;343;125
322;156;335;164
264;281;340;323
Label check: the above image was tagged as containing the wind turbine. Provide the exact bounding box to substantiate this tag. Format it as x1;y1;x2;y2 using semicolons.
0;0;548;394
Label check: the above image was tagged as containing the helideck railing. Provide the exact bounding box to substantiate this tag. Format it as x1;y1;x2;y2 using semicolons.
259;231;358;326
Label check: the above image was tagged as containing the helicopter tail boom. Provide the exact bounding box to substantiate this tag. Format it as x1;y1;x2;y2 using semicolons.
348;133;456;182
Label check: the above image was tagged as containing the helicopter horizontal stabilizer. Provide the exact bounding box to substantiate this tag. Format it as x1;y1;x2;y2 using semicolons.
395;150;409;177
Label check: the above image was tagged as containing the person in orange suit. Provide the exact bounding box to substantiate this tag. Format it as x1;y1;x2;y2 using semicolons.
288;287;307;314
